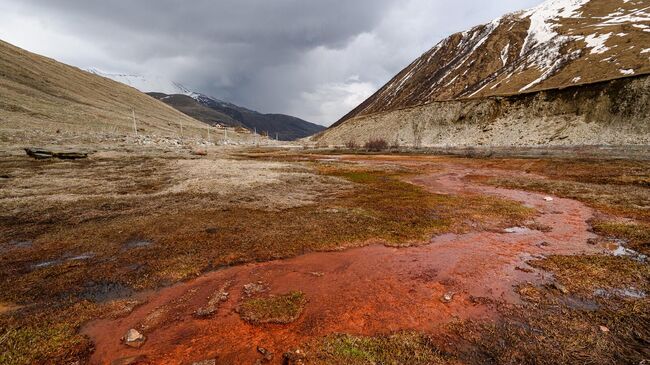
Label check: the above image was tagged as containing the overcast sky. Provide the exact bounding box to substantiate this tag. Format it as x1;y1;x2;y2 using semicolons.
0;0;541;126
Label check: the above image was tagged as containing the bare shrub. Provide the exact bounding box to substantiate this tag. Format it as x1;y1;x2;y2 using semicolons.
364;138;389;152
345;140;359;150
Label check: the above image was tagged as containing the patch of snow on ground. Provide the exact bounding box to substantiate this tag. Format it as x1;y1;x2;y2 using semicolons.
620;68;635;75
641;48;650;53
584;33;612;54
571;76;581;83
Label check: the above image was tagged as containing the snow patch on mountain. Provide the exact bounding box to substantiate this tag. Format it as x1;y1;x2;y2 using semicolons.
85;68;192;95
585;33;612;54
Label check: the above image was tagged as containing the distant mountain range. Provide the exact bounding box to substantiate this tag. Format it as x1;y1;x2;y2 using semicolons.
87;69;325;140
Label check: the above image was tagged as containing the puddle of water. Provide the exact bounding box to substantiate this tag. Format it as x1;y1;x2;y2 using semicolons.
68;252;95;261
594;288;646;299
1;240;33;253
561;296;600;311
504;227;533;234
80;282;134;303
123;239;153;250
32;251;95;269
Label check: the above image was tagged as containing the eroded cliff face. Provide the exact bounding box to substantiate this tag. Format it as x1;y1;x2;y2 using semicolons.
334;0;650;126
315;74;650;147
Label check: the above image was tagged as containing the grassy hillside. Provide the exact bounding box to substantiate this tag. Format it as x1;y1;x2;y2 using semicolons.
0;40;212;141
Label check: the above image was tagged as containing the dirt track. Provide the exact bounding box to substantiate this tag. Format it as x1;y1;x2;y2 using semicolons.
84;156;605;365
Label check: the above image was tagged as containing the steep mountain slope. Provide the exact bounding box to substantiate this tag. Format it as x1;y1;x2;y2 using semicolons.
0;40;213;141
150;92;326;140
334;0;650;126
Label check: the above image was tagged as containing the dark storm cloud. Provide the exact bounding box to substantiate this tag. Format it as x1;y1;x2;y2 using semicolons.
0;0;541;124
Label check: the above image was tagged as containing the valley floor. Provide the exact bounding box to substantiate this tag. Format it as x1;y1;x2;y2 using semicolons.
0;147;648;364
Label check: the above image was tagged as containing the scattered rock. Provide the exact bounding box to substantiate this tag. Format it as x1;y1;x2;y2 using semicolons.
440;292;455;303
551;282;569;294
283;349;306;365
515;266;534;273
257;346;274;362
309;271;325;277
192;149;208;156
243;281;268;297
599;325;610;332
544;196;554;202
205;227;219;234
536;241;551;248
111;355;148;365
194;290;229;318
122;328;146;348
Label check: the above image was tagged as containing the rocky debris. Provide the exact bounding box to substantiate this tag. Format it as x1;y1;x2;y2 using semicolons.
111;355;148;365
599;325;610;333
243;281;268;297
191;360;216;365
122;328;146;348
515;266;534;273
536;241;551;248
24;147;89;160
544;197;554;202
282;349;306;365
194;283;231;318
551;282;569;294
257;346;274;362
440;292;455;303
309;271;325;277
192;149;208;156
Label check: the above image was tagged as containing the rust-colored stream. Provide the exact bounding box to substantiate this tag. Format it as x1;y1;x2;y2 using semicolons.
84;157;603;364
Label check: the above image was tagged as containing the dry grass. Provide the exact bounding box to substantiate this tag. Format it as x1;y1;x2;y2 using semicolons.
445;254;650;365
237;291;307;324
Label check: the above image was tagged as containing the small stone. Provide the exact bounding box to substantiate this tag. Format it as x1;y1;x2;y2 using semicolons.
599;325;610;332
440;292;455;303
122;328;146;348
544;196;554;202
192;149;208;156
552;282;569;294
257;346;274;361
309;271;325;277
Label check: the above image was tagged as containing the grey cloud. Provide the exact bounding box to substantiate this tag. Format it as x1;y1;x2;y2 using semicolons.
0;0;541;125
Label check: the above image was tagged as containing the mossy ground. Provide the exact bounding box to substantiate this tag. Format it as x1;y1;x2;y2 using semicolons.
300;332;456;365
238;291;307;324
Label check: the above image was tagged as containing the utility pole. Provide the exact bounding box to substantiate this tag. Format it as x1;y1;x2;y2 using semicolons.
207;124;211;143
179;119;183;138
132;108;138;136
